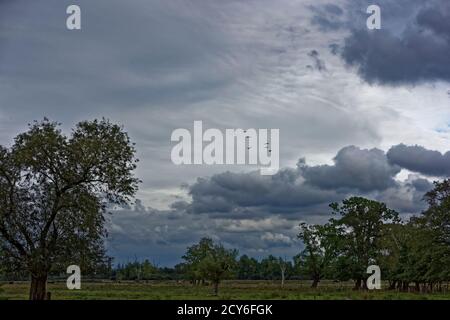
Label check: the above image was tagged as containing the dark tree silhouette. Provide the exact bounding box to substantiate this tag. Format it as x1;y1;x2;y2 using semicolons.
0;119;139;300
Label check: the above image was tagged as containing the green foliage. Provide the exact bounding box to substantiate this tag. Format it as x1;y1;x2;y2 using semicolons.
237;255;259;280
183;238;238;295
198;245;238;294
115;260;160;281
373;181;450;290
297;191;450;291
182;238;215;283
236;255;294;281
296;222;337;287
329;197;400;288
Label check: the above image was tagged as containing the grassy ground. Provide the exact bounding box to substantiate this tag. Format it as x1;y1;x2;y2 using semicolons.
1;280;449;300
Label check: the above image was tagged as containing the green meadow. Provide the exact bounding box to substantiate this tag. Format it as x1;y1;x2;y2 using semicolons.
1;280;449;300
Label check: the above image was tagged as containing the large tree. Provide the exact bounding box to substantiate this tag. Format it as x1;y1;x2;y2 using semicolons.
420;180;450;288
330;197;399;289
0;119;139;300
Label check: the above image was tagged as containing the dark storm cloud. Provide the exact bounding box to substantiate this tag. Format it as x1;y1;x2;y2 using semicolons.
338;0;450;84
387;144;450;177
185;146;430;219
341;29;450;85
188;169;340;216
416;3;450;40
302;146;401;191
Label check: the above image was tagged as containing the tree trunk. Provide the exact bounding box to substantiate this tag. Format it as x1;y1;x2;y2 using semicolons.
362;277;368;290
29;274;48;300
353;278;362;290
415;282;420;292
388;280;397;290
213;281;219;296
311;277;319;288
402;282;409;292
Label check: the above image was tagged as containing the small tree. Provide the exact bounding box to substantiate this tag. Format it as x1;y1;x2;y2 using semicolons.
296;222;337;288
278;257;287;287
198;244;238;295
182;238;214;285
0;119;139;299
183;238;237;295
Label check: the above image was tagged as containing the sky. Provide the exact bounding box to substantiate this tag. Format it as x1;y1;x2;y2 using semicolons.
1;0;450;266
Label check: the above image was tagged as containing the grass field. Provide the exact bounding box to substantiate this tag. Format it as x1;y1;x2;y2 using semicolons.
1;280;450;300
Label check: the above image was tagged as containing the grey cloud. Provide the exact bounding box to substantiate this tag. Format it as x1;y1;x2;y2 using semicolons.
387;144;450;176
0;0;235;116
309;3;346;31
188;169;340;216
416;2;450;40
341;28;450;85
185;145;430;220
324;4;344;16
374;175;433;214
409;177;434;193
338;0;450;84
302;146;401;191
